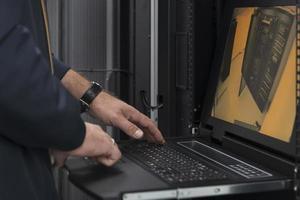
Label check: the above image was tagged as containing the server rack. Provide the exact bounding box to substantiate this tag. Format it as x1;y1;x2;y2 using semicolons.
158;0;216;137
48;0;219;141
46;0;220;199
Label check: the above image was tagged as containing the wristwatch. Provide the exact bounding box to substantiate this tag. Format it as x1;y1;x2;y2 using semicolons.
80;81;103;113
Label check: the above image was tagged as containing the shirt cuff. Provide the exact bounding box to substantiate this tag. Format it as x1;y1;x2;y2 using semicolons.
52;56;71;80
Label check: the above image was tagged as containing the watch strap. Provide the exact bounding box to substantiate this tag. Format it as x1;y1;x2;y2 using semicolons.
80;82;103;112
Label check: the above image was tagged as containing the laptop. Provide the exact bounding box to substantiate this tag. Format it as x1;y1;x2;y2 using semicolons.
65;0;297;199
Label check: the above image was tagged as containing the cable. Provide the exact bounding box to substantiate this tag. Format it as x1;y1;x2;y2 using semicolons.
140;90;163;111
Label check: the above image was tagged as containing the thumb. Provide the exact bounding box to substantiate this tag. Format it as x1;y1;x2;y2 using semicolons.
115;117;144;139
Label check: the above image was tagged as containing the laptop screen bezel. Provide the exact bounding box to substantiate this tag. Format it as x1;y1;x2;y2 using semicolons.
201;0;297;158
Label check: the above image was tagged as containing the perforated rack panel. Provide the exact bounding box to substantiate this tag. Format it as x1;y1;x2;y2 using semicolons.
175;0;195;136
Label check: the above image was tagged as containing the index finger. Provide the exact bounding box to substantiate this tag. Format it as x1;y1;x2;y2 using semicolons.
126;109;165;144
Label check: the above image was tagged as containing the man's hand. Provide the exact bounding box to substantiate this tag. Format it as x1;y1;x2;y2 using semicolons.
89;92;165;144
61;69;165;143
52;122;121;167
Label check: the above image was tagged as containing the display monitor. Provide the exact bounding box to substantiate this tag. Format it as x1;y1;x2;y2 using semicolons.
211;6;296;143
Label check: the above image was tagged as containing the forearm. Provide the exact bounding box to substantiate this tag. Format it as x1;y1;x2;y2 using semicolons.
61;69;91;100
61;69;107;117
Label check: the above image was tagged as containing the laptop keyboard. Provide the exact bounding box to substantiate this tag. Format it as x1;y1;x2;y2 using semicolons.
123;142;228;184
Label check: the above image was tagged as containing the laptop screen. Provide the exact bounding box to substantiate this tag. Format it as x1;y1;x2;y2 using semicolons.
211;6;296;143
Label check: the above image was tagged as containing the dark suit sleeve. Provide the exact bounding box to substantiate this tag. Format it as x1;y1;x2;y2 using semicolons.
52;56;71;80
0;23;86;150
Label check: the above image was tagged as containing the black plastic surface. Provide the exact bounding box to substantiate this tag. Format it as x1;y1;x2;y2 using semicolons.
65;157;170;200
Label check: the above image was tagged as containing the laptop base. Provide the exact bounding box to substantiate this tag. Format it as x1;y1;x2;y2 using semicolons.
64;137;292;200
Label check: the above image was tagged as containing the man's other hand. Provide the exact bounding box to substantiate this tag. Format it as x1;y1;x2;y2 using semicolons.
52;122;121;167
89;92;165;144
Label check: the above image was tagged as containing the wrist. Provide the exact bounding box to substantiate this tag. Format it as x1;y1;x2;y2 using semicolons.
88;91;112;120
61;70;92;99
80;81;103;113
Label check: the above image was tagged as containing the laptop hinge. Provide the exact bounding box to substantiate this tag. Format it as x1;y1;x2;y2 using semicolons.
196;122;213;138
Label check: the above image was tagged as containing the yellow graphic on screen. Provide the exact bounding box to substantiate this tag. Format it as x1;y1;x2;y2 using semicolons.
212;6;296;142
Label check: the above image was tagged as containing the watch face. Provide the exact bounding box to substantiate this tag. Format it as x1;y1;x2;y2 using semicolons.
92;82;103;92
80;82;103;108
